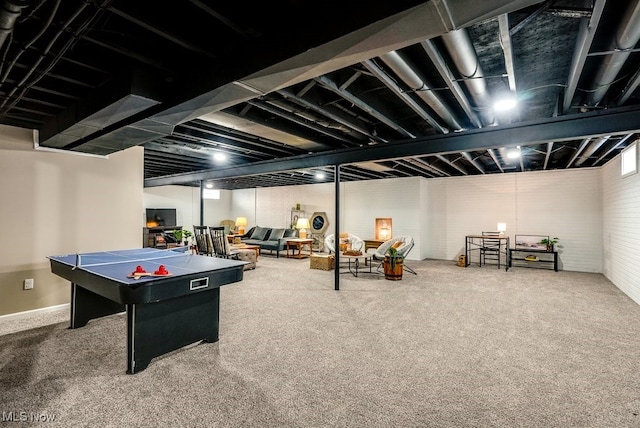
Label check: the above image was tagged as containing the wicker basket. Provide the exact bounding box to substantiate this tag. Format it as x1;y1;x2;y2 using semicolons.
310;254;335;270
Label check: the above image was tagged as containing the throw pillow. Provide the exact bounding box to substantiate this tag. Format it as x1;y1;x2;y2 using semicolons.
250;226;269;241
284;228;297;238
269;228;285;240
392;241;404;249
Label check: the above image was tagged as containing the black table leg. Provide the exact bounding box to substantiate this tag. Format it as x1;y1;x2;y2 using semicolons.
126;288;220;374
70;283;125;329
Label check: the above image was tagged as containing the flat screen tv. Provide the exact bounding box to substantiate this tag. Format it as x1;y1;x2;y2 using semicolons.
146;208;177;228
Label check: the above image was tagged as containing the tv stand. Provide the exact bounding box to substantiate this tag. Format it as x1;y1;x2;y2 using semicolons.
143;226;182;248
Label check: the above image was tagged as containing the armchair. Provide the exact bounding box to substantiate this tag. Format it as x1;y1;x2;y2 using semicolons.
324;233;364;254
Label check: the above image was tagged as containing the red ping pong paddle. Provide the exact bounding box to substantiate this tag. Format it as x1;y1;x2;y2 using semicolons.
127;271;172;279
127;264;171;279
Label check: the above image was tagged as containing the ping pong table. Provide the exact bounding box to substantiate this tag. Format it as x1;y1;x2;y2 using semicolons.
48;247;246;374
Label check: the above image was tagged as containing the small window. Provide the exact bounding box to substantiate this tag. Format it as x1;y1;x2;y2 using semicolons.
202;188;220;199
621;141;637;177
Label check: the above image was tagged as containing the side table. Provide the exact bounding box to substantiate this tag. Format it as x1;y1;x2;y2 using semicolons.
286;239;314;259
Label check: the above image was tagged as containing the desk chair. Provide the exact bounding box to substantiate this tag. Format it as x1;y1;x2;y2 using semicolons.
480;231;502;268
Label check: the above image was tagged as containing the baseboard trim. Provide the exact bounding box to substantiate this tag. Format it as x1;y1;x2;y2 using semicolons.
0;303;69;322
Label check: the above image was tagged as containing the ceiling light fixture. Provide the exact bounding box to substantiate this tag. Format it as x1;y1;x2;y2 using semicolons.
506;146;521;159
315;172;325;179
493;95;518;112
213;152;227;161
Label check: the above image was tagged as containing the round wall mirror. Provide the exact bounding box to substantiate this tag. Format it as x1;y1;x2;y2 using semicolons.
310;212;329;234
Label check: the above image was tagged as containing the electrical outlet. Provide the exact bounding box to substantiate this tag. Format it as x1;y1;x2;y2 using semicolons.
23;278;34;290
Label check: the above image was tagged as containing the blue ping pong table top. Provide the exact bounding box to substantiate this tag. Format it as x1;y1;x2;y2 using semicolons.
49;247;244;285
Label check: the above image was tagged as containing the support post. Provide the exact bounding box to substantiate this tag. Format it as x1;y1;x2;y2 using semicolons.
334;165;340;291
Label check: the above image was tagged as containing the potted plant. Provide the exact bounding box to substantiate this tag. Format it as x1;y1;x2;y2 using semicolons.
173;229;193;246
383;246;404;280
540;237;559;252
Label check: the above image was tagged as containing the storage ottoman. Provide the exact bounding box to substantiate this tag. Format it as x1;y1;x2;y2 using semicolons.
310;254;335;270
236;248;257;270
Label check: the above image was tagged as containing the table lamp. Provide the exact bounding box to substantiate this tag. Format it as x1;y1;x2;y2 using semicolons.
497;222;507;235
235;216;248;235
380;227;390;240
296;217;311;239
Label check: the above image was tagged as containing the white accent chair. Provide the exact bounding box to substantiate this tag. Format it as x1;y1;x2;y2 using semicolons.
372;236;417;275
324;233;364;254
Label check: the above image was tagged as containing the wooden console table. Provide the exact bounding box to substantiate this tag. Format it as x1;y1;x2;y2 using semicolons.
363;239;385;252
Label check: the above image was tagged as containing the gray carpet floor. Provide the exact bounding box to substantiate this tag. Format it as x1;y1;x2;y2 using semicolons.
1;257;640;427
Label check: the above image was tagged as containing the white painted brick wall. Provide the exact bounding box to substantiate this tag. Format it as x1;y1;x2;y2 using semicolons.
426;168;602;272
602;154;640;305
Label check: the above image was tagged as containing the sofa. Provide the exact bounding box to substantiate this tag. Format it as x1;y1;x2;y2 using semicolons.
242;226;298;257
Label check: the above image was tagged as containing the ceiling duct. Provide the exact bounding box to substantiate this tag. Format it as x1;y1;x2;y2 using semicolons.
440;29;495;126
586;0;640;106
575;135;610;166
378;51;463;131
39;69;163;151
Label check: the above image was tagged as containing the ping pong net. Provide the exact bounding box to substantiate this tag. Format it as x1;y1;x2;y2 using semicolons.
71;247;189;269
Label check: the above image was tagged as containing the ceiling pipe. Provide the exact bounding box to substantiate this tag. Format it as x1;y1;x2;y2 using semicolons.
396;159;438;178
378;51;463;131
586;0;640;106
565;138;591;168
440;28;495;126
461;151;486;173
277;89;387;143
563;0;606;113
362;59;449;134
315;75;416;139
420;39;482;128
253;99;360;145
498;14;516;92
575;135;610;166
410;157;450;176
0;0;30;50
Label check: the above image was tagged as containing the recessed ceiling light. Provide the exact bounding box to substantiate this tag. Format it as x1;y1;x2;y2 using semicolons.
315;172;325;179
205;183;214;189
213;152;227;161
